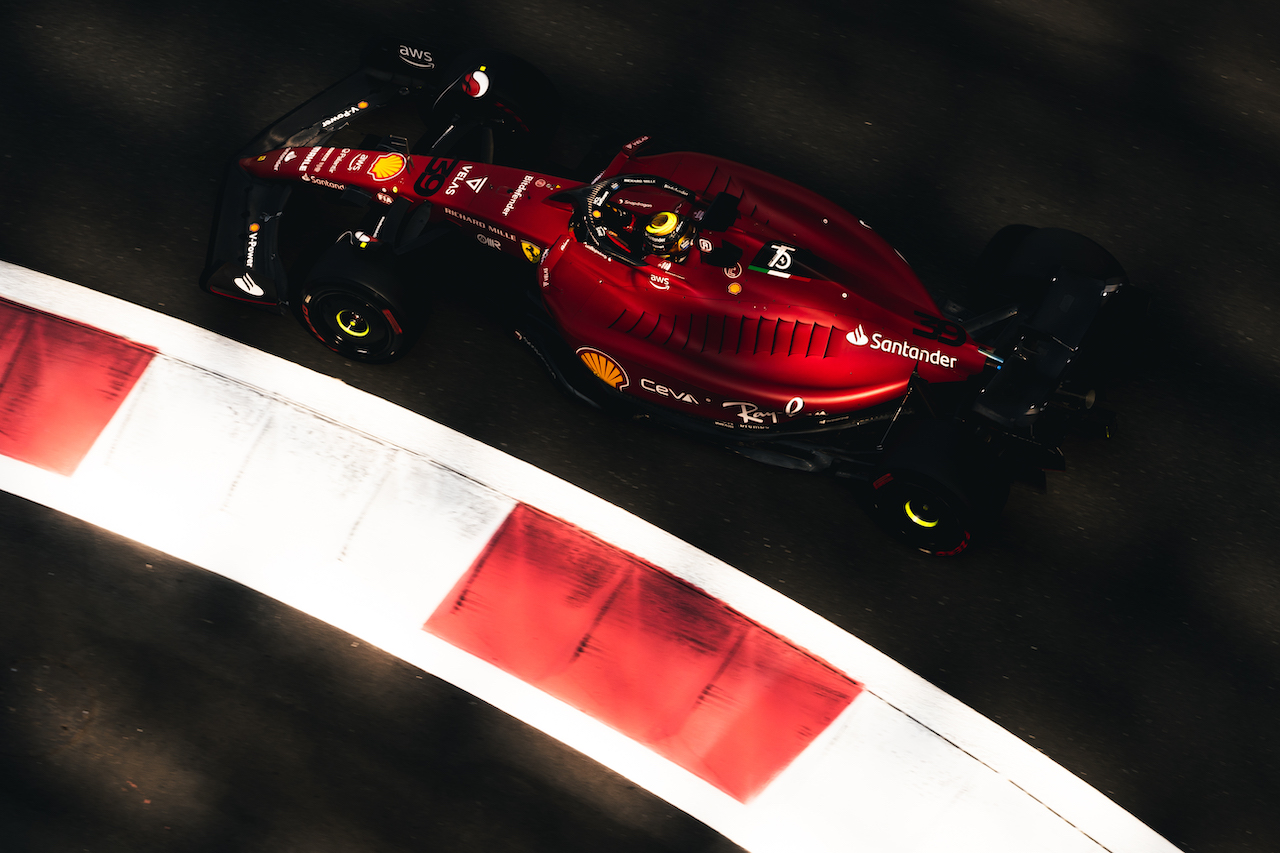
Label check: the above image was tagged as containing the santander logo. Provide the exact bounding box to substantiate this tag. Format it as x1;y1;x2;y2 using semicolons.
846;323;958;369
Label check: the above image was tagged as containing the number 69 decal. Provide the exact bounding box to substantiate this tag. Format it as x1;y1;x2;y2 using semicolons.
413;157;458;197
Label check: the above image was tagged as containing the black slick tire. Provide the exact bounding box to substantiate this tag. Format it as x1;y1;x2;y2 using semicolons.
298;242;421;363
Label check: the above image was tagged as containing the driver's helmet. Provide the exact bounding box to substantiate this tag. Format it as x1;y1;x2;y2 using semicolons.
644;211;696;262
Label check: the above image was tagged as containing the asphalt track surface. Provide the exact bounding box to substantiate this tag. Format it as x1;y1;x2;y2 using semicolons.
1;2;1278;852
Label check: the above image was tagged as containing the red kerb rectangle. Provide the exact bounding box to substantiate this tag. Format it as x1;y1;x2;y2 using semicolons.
425;504;862;802
0;297;155;475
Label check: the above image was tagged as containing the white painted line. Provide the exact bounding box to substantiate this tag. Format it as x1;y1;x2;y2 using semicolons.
0;260;1181;853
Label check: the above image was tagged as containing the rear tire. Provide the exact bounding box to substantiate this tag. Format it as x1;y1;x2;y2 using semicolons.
869;470;979;556
975;225;1127;309
970;223;1036;305
866;421;1009;556
1005;227;1127;283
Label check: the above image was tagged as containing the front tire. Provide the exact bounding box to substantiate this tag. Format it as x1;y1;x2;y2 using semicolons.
297;240;423;363
301;282;412;363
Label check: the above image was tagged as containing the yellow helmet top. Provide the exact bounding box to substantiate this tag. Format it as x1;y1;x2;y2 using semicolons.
646;211;680;236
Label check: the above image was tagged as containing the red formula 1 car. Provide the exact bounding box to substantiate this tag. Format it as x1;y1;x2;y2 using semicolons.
201;40;1139;555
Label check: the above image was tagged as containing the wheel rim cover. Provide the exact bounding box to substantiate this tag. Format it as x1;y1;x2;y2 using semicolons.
336;309;371;338
904;499;941;528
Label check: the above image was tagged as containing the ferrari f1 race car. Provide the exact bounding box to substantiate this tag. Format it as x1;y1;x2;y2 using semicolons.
201;39;1140;556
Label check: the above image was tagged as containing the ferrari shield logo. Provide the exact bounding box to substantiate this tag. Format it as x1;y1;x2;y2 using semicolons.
521;240;543;263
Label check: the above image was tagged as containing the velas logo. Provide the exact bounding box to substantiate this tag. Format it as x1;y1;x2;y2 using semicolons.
367;152;407;182
846;324;870;346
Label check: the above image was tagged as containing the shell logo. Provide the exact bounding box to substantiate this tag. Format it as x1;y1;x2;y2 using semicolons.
577;347;628;390
367;152;407;182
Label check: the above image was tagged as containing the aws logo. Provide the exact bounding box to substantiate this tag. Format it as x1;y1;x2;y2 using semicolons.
398;45;434;68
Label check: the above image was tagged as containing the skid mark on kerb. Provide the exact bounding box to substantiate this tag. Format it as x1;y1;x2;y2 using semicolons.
425;503;862;803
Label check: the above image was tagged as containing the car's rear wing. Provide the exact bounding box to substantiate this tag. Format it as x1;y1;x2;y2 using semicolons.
972;269;1127;429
